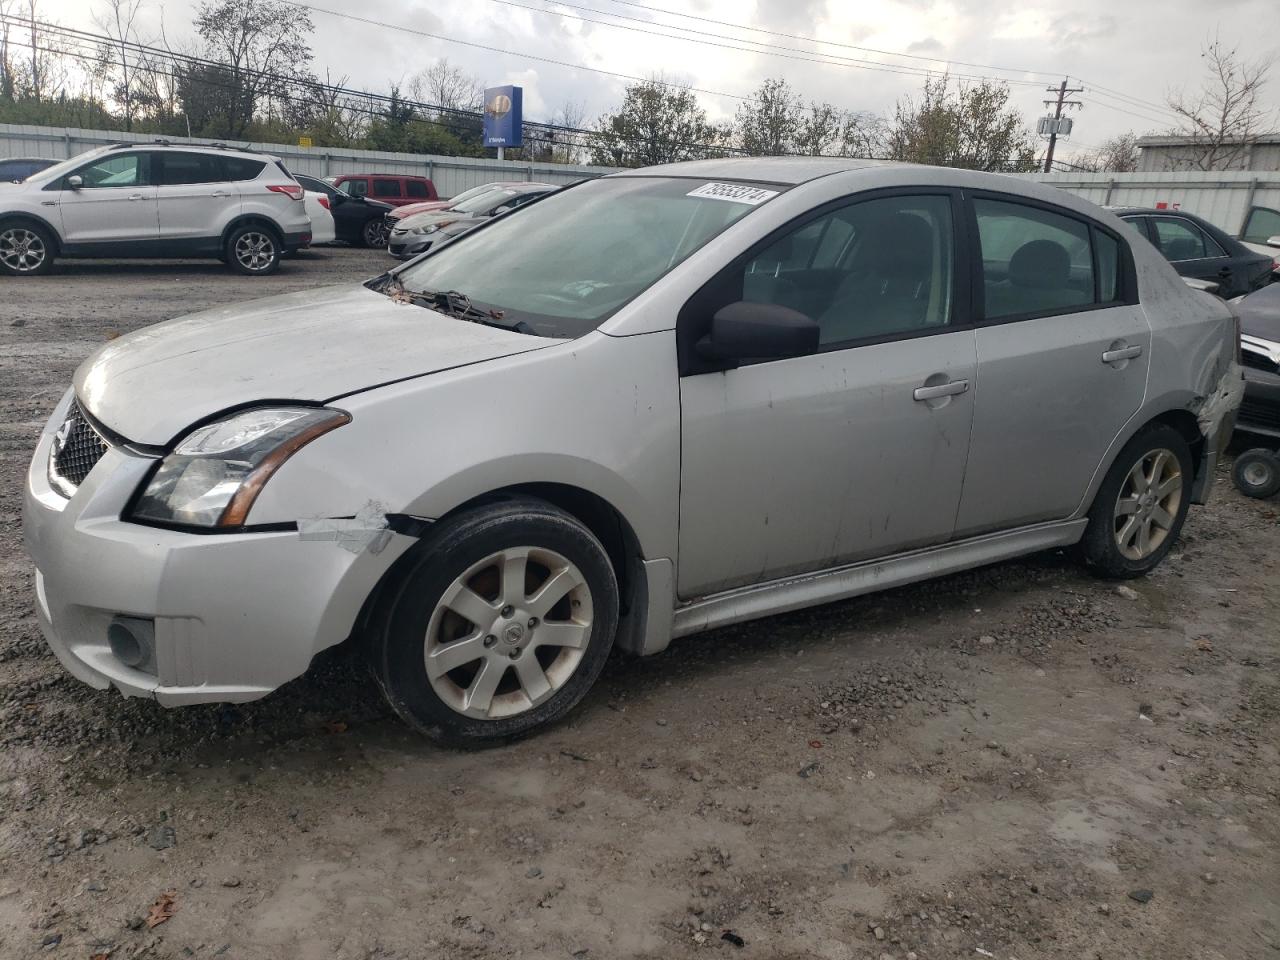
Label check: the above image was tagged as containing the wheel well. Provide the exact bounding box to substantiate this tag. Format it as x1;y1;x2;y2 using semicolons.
221;216;283;248
1146;409;1206;479
350;484;649;655
0;214;61;253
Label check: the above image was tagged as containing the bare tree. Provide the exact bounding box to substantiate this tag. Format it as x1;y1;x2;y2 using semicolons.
839;111;888;158
93;0;143;129
548;99;587;163
0;0;18;101
1069;132;1142;172
1166;35;1277;170
410;58;482;117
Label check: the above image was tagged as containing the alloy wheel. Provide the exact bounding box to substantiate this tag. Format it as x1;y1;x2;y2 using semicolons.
0;227;47;273
234;231;276;271
424;546;593;720
364;218;390;247
1113;448;1183;561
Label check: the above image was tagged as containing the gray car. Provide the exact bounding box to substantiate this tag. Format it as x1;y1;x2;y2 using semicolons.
23;158;1242;744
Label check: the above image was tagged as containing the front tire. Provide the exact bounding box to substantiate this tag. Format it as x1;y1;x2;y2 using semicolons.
1232;448;1280;499
361;216;390;248
0;221;55;276
1075;424;1193;579
369;498;619;746
225;224;281;276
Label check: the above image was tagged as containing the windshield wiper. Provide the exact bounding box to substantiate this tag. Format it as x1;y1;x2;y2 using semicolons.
387;278;534;335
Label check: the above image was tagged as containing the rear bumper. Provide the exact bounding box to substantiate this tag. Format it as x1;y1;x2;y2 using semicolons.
282;229;311;253
23;392;413;706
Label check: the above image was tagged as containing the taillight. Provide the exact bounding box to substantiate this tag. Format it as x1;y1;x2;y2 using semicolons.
317;195;330;210
267;183;304;201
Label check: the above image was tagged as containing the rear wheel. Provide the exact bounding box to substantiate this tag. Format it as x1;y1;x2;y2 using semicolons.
0;221;55;276
369;498;619;746
225;224;281;275
1232;448;1280;499
1075;424;1193;579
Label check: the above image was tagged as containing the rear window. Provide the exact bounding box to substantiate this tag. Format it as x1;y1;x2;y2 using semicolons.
406;180;430;197
1152;217;1224;260
224;156;266;181
372;179;401;198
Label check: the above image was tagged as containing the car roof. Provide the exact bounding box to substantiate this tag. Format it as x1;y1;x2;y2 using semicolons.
619;156;890;185
335;173;432;180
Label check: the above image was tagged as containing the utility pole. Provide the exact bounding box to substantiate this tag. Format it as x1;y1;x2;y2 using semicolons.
1042;79;1084;173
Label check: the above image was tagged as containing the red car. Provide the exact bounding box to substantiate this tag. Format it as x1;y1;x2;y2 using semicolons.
387;181;539;221
331;174;438;207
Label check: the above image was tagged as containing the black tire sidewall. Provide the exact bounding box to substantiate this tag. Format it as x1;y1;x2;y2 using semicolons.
0;220;55;276
1232;449;1280;499
225;224;281;275
372;500;619;745
1079;424;1194;579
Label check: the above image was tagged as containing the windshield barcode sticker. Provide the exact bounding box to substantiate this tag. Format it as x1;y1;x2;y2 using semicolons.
686;182;779;205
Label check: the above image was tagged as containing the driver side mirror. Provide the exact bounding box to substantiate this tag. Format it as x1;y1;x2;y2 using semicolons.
66;174;83;190
695;301;820;365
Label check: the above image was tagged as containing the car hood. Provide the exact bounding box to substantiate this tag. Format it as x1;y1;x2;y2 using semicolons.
394;210;474;231
393;200;451;218
1238;282;1280;342
75;284;551;445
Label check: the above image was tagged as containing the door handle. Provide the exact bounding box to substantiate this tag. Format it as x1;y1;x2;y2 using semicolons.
211;190;232;198
1102;345;1142;363
1217;268;1232;278
127;193;145;201
913;379;969;401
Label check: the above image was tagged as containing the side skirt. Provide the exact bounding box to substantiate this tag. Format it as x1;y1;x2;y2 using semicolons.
670;519;1089;641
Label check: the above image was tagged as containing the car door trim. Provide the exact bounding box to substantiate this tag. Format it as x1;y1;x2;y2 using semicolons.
671;517;1088;639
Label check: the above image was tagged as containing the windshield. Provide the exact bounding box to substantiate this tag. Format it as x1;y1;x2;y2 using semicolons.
390;176;781;338
446;183;504;206
450;188;518;214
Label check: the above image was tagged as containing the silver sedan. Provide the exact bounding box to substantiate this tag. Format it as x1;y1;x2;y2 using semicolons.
24;158;1242;744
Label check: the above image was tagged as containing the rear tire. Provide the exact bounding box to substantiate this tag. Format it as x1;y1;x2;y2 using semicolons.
1232;448;1280;499
225;224;281;276
0;221;55;276
369;498;619;746
1075;424;1193;579
361;216;390;248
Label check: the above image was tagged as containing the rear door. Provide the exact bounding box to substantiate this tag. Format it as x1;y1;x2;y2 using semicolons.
55;151;158;246
955;194;1150;536
1149;215;1239;295
155;152;253;243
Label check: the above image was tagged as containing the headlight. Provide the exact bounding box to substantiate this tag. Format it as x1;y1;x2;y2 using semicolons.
130;407;350;528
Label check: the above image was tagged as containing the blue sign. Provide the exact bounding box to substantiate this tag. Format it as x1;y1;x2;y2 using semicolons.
482;85;523;149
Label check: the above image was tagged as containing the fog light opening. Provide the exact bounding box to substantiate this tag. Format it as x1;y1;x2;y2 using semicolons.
107;617;156;672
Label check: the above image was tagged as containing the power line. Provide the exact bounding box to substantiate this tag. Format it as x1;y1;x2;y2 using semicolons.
474;0;1046;87
592;0;1059;79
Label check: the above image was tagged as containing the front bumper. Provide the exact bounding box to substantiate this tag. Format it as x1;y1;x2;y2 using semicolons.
388;234;434;259
23;393;413;706
1239;366;1280;439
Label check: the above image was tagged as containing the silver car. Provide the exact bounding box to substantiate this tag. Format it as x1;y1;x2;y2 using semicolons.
23;158;1243;744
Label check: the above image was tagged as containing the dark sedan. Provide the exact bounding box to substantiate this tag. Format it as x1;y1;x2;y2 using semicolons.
1114;207;1273;299
0;156;58;182
295;174;394;248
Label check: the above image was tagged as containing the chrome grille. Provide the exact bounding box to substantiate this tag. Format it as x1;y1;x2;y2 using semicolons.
48;400;110;496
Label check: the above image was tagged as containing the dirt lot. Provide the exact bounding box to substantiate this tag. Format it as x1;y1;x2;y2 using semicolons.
0;248;1278;960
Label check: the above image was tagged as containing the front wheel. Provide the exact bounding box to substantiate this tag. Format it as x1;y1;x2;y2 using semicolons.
225;224;281;276
0;221;55;276
369;498;619;746
1075;424;1193;579
361;216;390;248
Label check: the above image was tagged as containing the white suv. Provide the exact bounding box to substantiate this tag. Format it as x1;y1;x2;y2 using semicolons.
0;142;312;277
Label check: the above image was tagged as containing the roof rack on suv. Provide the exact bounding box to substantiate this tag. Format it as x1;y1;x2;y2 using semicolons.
102;139;263;155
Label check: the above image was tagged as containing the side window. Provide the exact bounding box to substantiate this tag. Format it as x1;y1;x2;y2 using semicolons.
157;152;218;185
742;194;955;346
341;178;368;197
221;157;266;181
975;198;1094;319
1121;216;1150;242
1242;206;1280;243
1095;231;1120;303
72;152;149;189
405;180;430;198
372;179;401;198
1152;217;1213;261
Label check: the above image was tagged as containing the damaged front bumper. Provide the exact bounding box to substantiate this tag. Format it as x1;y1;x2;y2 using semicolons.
23;414;414;705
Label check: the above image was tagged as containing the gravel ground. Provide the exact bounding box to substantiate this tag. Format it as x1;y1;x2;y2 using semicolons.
1;247;1278;960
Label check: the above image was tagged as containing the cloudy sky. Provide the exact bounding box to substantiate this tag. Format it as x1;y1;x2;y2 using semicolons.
35;0;1280;157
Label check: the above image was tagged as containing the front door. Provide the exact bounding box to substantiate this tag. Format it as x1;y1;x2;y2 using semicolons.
55;151;157;246
955;194;1151;536
677;191;977;599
